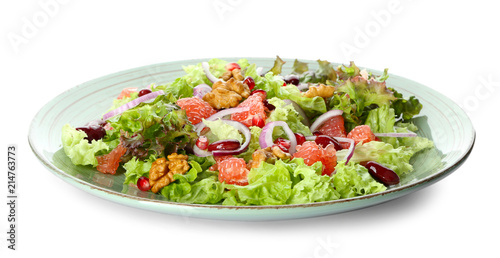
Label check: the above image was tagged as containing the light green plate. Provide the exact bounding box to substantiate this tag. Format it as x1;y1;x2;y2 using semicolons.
29;58;475;220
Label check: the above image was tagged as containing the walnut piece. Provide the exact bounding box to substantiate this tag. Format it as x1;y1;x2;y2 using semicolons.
221;68;244;81
203;78;250;109
148;154;190;193
231;69;245;81
213;78;250;98
221;70;232;81
271;146;291;160
303;84;335;98
249;146;292;169
203;87;243;109
167;153;190;175
251;147;274;168
149;158;171;193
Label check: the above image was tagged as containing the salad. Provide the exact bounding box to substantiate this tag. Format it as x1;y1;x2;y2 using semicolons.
61;57;434;205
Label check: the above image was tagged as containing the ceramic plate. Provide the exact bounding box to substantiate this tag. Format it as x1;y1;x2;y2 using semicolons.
29;58;475;220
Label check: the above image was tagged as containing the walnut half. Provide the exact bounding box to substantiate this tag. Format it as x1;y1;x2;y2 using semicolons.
250;147;276;168
167;153;190;175
148;154;190;193
203;78;250;109
303;84;335;98
249;146;290;169
149;158;172;193
221;68;245;81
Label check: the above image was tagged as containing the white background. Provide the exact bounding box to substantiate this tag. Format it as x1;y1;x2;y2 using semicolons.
1;0;498;257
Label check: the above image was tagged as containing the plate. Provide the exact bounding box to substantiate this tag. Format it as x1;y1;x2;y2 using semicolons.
28;58;475;220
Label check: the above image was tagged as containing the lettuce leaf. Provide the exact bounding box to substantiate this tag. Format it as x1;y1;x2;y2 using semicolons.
159;77;193;100
365;106;434;153
393;122;434;153
364;105;399;147
223;158;340;205
236;126;262;162
373;68;389;82
255;71;284;99
337;61;361;81
332;160;386;198
156;58;249;100
293;59;337;84
315;60;338;84
243;63;260;79
389;87;423;121
182;58;228;87
188;154;216;172
266;97;312;137
285;159;340;204
182;58;250;86
328;77;397;131
268;55;286;75
278;85;327;118
160;161;225;204
364;105;396;134
202;118;243;144
339;78;397;112
123;156;154;185
339;141;414;176
222;161;292;205
292;59;309;74
245;63;284;99
61;124;109;167
107;94;197;161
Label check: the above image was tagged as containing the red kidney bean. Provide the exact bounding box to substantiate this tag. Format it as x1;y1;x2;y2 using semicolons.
363;161;400;186
314;135;343;151
207;139;241;152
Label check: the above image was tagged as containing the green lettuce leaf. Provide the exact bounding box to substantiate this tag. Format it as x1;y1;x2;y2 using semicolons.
332;160;386;198
266;97;312;137
160;161;225;204
373;68;389;82
364;106;434;153
315;59;338;84
236;126;263;162
159;77;193;100
364;105;399;147
223;158;340;205
202;118;243;144
340;78;397;111
243;63;260;79
254;71;284;99
268;56;286;75
292;59;309;74
278;85;327;118
329;77;397;131
293;59;337;84
285;159;340;204
188;154;216;172
107;94;197;161
337;61;361;80
183;58;228;86
156;58;249;100
389;88;423;121
236;58;250;70
61;124;109;167
393;122;434;153
364;105;396;134
339;141;414;176
246;63;285;99
123;156;154;185
222;161;292;205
